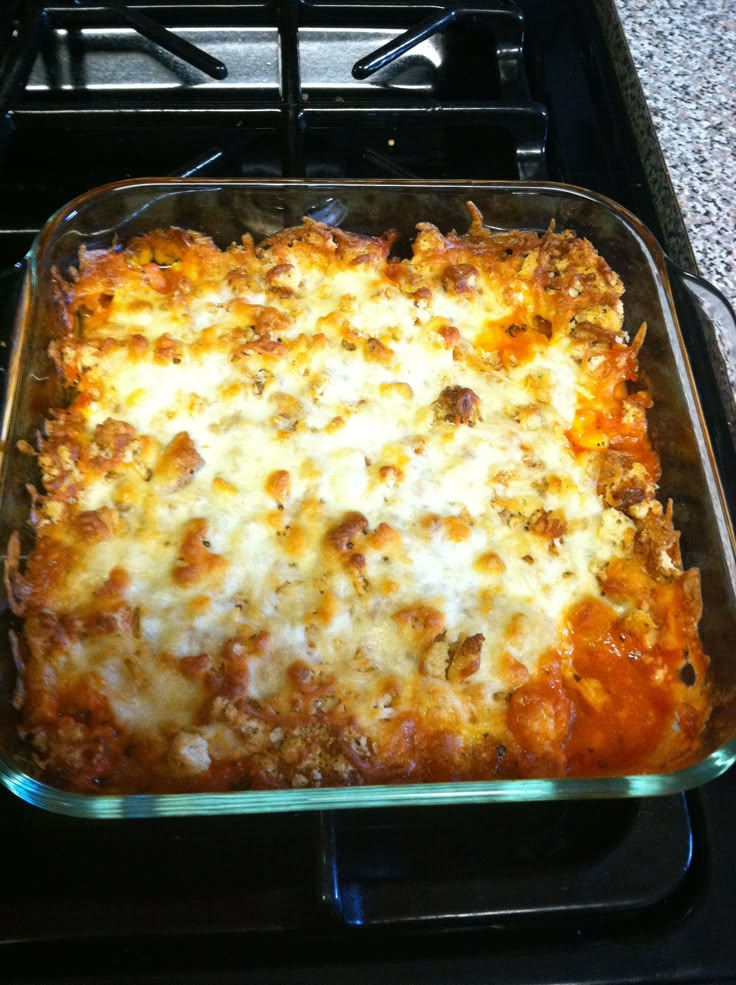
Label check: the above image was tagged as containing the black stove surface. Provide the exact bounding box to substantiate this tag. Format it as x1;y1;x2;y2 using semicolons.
0;2;735;983
1;773;735;983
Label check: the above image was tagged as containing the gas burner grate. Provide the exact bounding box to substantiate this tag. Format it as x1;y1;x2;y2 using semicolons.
0;786;695;943
70;0;229;80
0;0;548;266
318;797;693;928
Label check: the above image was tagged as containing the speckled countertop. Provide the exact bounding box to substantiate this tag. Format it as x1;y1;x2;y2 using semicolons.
614;0;736;313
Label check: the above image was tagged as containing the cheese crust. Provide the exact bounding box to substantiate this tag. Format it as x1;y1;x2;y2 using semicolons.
7;207;709;792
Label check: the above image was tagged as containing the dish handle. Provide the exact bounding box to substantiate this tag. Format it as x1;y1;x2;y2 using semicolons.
673;265;736;348
666;259;736;522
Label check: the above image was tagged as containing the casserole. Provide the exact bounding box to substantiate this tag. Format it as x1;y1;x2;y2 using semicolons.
1;178;735;817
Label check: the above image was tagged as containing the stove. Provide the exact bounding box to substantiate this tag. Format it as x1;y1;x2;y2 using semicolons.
1;3;735;983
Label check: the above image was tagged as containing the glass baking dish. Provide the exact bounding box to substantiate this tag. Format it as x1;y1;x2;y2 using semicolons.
1;178;735;818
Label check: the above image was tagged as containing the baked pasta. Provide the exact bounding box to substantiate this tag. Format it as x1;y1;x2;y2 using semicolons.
6;206;710;792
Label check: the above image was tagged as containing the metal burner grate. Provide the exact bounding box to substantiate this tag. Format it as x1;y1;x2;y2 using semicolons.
0;0;548;266
0;786;696;941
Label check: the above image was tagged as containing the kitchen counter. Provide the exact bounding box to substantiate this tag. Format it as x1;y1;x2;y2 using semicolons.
615;0;735;313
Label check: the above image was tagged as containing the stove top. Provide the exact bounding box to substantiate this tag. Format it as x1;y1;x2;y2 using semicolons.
2;775;735;983
0;3;735;983
0;0;665;265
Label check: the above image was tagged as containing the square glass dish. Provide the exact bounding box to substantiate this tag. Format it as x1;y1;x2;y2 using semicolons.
1;178;735;818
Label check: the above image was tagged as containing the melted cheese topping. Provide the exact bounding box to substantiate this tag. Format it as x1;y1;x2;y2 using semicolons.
10;214;709;791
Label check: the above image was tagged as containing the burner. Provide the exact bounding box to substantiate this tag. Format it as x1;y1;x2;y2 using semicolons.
0;0;549;266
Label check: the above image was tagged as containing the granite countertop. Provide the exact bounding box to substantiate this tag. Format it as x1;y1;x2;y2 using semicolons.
615;0;736;314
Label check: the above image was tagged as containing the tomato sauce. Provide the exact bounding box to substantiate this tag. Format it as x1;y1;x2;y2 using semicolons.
506;590;706;777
